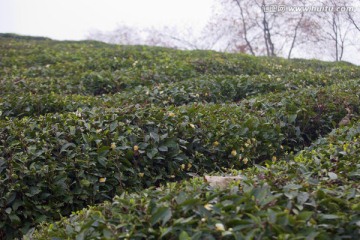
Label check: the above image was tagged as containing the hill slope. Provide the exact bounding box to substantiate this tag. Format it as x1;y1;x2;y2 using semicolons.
0;34;359;239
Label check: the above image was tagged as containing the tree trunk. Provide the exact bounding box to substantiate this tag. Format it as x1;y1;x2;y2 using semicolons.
288;12;304;59
261;0;275;57
235;0;255;55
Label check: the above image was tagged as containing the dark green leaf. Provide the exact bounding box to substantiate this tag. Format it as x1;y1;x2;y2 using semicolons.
179;231;191;240
150;206;172;226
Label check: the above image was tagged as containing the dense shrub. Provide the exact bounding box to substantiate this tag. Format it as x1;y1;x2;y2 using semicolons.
0;34;359;239
1;80;359;238
27;121;360;239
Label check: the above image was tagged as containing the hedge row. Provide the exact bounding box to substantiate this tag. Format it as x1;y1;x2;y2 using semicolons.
26;120;360;239
2;36;358;81
1;35;360;239
2;35;360;96
0;93;100;119
1;79;359;238
1;64;359;97
2;74;359;120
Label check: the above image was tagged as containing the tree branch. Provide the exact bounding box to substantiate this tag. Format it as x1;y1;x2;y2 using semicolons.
234;0;255;55
348;11;360;32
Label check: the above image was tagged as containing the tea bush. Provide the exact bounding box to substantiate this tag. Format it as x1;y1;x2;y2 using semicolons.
27;120;360;239
1;80;359;238
0;34;359;239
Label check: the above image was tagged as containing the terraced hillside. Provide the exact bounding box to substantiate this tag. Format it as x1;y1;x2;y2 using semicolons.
0;33;359;239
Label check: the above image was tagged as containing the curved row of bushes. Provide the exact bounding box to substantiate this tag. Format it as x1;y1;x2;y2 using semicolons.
2;35;360;96
2;75;359;120
26;120;360;239
1;64;359;97
2;37;358;81
1;79;359;238
1;35;360;239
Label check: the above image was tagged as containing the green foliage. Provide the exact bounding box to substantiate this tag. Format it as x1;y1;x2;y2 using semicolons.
0;34;359;239
28;121;360;239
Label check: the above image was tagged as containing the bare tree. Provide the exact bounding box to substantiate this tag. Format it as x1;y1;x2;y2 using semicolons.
208;0;277;55
348;14;360;32
347;4;360;32
234;0;255;55
314;0;353;61
287;11;304;59
87;21;224;51
211;0;360;61
258;0;277;56
86;0;360;63
87;24;144;45
145;26;199;49
210;0;316;57
284;0;311;59
278;0;324;59
145;25;224;50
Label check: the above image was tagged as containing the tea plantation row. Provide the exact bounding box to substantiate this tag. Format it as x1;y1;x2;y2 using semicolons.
1;33;359;97
0;34;359;239
27;120;360;239
1;73;358;120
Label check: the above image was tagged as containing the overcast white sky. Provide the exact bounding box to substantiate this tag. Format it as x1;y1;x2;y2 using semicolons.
0;0;215;40
1;0;359;65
